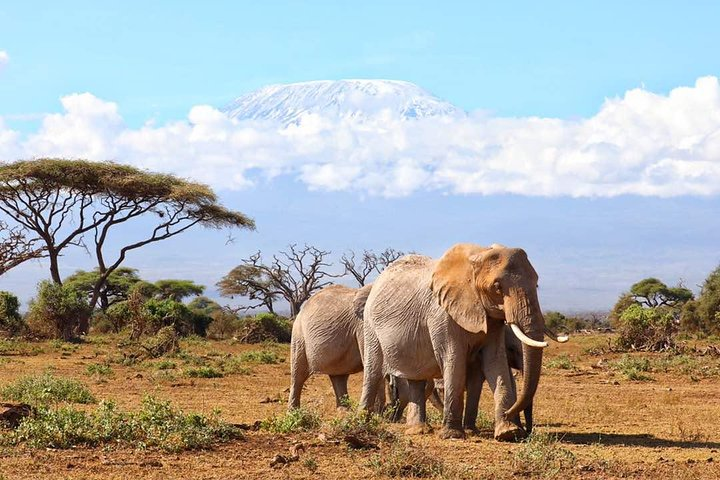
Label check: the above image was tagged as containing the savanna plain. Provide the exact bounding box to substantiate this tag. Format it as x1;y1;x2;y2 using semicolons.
0;333;718;479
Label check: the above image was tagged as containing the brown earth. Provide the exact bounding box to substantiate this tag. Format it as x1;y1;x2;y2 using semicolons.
0;334;719;479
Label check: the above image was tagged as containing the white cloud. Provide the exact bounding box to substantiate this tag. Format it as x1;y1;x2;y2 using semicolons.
2;76;720;197
0;51;8;72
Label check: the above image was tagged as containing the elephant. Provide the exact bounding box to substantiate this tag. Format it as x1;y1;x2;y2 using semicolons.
359;243;550;441
461;324;569;435
289;284;372;410
288;283;443;413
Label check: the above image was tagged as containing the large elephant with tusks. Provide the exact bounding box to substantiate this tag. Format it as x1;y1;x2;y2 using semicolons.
360;243;550;441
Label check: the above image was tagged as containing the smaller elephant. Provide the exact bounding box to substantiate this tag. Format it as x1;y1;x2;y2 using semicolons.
289;284;372;409
289;284;440;412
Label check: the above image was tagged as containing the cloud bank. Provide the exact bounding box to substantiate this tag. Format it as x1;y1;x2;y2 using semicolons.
2;77;720;197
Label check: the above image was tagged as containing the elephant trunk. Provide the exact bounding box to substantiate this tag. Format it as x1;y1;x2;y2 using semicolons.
503;288;545;419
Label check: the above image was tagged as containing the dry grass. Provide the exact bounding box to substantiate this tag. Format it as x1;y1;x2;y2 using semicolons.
0;333;718;479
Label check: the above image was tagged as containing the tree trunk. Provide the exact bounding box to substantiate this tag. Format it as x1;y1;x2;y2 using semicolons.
49;250;62;284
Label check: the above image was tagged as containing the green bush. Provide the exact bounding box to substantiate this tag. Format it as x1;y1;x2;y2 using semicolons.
26;281;90;340
238;349;281;364
611;355;653;381
234;313;291;343
261;408;321;434
206;310;241;339
0;291;24;335
615;304;677;352
85;363;113;378
185;366;224;378
4;396;241;451
1;372;96;406
143;298;212;337
546;355;575;370
98;301;133;333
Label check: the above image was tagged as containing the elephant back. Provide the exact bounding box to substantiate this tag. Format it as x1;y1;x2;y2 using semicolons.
352;284;373;319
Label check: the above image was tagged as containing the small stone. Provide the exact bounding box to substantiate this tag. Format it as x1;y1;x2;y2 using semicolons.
317;433;328;442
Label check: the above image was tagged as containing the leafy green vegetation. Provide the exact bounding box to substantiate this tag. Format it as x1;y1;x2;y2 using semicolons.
611;355;653;381
238;349;281;364
0;291;24;335
1;373;96;406
26;281;90;340
261;407;321;434
185;366;224;378
85;363;113;378
545;354;576;370
2;396;242;451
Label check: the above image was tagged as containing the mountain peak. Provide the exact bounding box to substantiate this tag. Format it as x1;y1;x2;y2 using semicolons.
221;79;463;124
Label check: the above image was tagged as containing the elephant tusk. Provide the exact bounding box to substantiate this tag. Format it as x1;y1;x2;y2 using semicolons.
510;324;548;348
544;326;569;343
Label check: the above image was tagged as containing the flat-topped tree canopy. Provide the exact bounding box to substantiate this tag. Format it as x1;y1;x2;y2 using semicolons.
0;158;253;229
0;158;254;334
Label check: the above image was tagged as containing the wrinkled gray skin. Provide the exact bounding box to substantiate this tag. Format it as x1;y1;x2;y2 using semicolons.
359;244;546;441
289;284;438;411
463;324;533;434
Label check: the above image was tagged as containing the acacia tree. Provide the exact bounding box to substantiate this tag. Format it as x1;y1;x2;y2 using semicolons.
218;244;337;317
341;247;406;287
629;278;693;308
0;220;45;276
154;279;205;302
0;159;254;333
64;267;141;311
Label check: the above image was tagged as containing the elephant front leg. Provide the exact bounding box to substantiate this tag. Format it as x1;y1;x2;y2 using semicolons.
404;379;431;435
482;325;526;441
439;354;467;439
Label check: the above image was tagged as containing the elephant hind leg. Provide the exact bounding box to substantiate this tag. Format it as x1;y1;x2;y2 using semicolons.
330;374;350;410
288;335;310;410
359;323;385;413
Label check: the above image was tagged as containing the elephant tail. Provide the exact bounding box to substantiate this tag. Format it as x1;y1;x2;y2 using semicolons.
352;283;373;319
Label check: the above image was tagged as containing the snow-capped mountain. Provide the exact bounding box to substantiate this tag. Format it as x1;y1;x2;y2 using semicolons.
221;79;463;124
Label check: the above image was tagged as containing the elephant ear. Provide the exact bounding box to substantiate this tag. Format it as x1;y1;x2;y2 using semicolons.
431;243;488;334
352;284;373;319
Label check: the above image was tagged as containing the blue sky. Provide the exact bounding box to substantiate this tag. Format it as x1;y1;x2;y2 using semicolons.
1;1;719;311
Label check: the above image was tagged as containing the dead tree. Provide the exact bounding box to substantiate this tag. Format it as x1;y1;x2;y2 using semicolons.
218;244;337;317
341;247;406;287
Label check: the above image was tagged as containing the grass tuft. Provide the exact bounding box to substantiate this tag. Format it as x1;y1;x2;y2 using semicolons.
512;431;576;478
369;441;448;478
260;407;321;434
238;349;281;364
546;354;576;370
611;355;653;381
1;373;96;406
